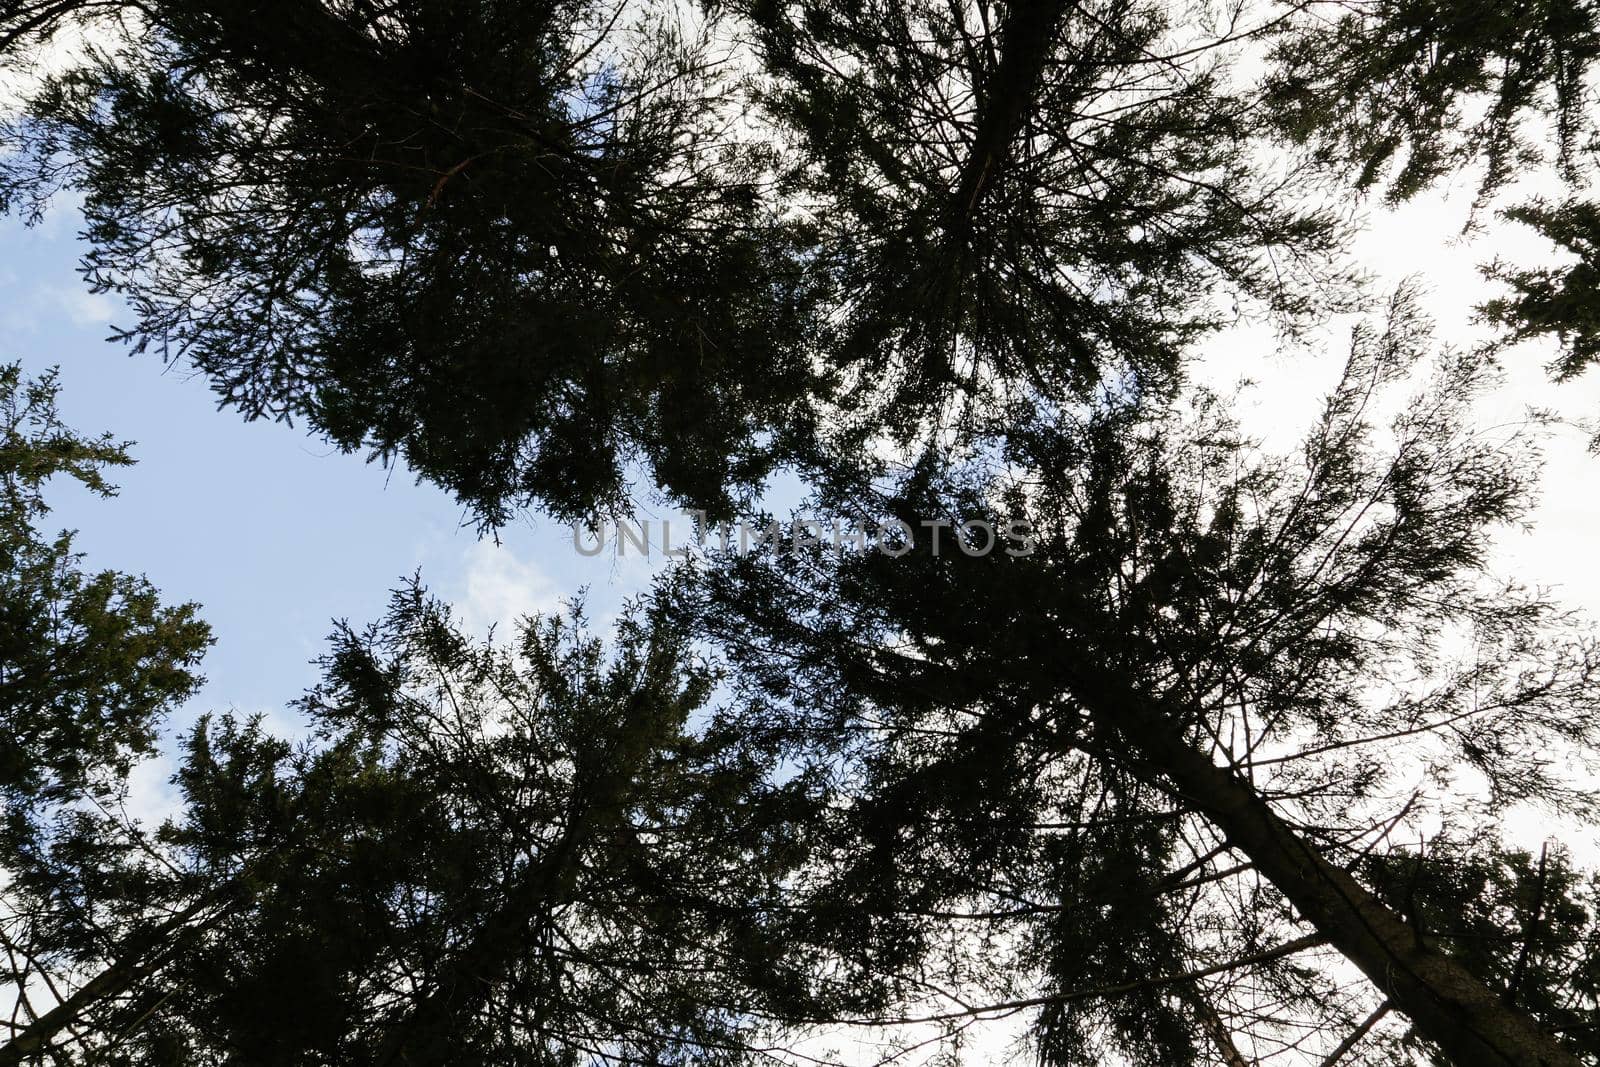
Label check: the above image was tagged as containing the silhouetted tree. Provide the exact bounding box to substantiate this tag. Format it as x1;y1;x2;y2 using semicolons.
5;4;1600;1065
725;0;1350;451
1;580;854;1066
1264;0;1600;204
0;362;209;840
691;294;1600;1065
1265;0;1600;403
0;0;1361;523
0;363;212;1063
1;0;822;524
1481;197;1600;392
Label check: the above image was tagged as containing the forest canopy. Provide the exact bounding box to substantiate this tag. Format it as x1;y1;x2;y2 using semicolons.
4;1;1600;1065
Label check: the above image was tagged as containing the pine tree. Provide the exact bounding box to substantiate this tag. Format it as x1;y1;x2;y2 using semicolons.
0;363;209;835
1;0;822;524
689;294;1600;1065
0;362;212;1063
0;0;1358;522
5;4;1600;1065
730;0;1350;449
2;581;848;1066
1263;0;1600;204
1264;0;1600;396
1481;198;1600;389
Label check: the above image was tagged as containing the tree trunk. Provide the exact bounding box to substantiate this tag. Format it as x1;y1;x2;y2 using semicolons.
1085;680;1582;1067
0;890;236;1067
946;0;1070;224
367;810;592;1067
1181;986;1252;1067
371;689;672;1067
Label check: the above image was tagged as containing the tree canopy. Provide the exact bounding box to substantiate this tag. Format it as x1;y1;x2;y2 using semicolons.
689;293;1600;1064
5;1;1600;1065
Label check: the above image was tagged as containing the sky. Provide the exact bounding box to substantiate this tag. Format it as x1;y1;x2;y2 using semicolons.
5;42;1600;1067
7;167;1600;805
0;204;686;817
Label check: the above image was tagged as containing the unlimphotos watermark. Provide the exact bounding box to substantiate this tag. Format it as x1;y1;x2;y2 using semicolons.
571;514;1035;559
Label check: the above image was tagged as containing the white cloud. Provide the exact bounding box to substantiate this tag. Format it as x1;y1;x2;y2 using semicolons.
124;748;184;829
452;538;563;639
49;284;119;329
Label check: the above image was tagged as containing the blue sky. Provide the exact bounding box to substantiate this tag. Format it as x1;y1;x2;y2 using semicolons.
1;207;667;737
8;171;1600;849
10;184;1600;732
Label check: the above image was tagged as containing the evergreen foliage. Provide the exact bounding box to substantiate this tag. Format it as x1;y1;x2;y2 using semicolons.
690;295;1600;1064
5;2;1600;1064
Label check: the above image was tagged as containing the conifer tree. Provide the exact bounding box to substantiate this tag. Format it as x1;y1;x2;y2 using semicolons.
690;295;1600;1065
1265;0;1600;397
0;0;1357;521
1;0;822;523
2;581;847;1066
0;363;215;1065
5;4;1600;1065
729;0;1350;448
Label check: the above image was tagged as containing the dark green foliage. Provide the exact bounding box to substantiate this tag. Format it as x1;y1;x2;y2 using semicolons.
688;295;1600;1062
8;582;838;1066
2;1;821;524
1030;790;1199;1067
1262;0;1600;422
0;361;209;854
5;3;1600;1064
1482;198;1600;382
1365;837;1600;1064
0;1;1364;524
0;362;211;1067
1264;0;1600;202
734;0;1349;447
